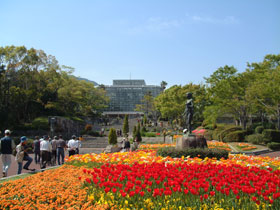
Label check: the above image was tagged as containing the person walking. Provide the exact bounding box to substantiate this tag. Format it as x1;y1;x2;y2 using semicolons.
15;136;35;174
40;136;52;169
56;135;66;165
33;136;41;164
50;136;58;166
75;137;82;155
0;130;15;177
67;135;77;157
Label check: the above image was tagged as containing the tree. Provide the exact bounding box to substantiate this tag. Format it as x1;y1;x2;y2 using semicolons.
123;115;129;135
160;81;168;90
133;125;137;139
108;128;117;145
136;123;142;142
204;65;254;129
246;54;280;129
154;83;208;127
0;45;109;130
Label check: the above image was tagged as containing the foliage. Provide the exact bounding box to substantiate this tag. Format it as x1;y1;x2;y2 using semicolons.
123;115;129;135
262;129;280;143
135;123;142;142
223;130;247;142
217;125;242;141
0;46;108;130
245;134;266;145
133;125;137;139
156;147;229;160
155;83;208;125
142;132;157;137
267;142;280;150
255;126;264;134
108;128;117;145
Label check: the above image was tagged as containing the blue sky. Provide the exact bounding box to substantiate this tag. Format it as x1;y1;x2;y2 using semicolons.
0;0;279;87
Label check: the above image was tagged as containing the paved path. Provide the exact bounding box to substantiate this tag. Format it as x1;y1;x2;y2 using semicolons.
0;153;63;179
259;151;280;158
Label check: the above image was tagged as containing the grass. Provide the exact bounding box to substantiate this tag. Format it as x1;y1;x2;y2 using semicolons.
229;142;269;152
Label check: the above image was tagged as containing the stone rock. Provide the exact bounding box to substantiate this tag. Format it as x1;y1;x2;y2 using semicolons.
104;145;122;153
176;134;208;150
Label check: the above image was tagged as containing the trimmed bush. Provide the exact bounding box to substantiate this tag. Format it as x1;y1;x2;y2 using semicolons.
204;124;217;130
108;128;117;145
262;129;280;143
88;131;100;137
267;142;280;150
245;134;265;145
204;130;213;141
142;132;156;137
218;126;242;141
123;115;129;135
212;124;226;140
223;130;247;142
255;126;264;134
32;117;49;130
156;147;229;160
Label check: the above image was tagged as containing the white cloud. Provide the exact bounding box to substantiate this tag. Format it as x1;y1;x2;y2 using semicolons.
190;15;239;24
128;17;184;34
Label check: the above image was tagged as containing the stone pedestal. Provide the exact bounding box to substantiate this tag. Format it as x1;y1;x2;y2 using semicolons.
104;145;122;153
176;134;207;150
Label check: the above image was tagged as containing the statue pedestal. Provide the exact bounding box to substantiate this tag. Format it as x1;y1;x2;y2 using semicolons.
176;134;207;150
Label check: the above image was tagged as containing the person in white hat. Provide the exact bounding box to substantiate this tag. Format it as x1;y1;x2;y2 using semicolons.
0;130;16;177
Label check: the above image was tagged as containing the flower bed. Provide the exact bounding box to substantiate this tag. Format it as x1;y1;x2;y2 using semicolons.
0;165;108;210
1;145;280;209
236;143;257;151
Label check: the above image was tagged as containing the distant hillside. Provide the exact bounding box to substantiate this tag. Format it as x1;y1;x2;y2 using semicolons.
74;76;99;86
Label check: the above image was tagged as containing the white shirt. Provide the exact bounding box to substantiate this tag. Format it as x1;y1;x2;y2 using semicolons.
75;140;81;148
40;140;52;152
67;139;77;151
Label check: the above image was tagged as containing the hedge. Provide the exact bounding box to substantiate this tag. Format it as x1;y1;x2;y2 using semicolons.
262;129;280;143
245;134;265;145
223;130;247;142
156;147;229;160
218;126;242;141
255;126;264;134
267;142;280;150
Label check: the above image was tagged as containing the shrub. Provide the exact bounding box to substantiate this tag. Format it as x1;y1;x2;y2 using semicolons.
255;126;264;134
262;129;280;143
204;130;213;141
267;142;280;150
108;128;117;145
223;130;247;142
245;134;265;145
135;125;142;142
212;125;226;140
218;126;242;141
88;131;100;137
204;124;217;130
133;126;137;139
142;132;156;137
156;147;229;160
32;117;49;130
123;115;129;135
141;126;147;133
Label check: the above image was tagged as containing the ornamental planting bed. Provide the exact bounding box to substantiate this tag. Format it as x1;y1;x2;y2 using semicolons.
0;144;280;209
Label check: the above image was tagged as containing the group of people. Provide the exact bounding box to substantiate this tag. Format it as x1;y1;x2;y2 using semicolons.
0;130;82;177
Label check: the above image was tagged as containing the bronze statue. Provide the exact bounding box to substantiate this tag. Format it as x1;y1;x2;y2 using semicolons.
184;92;194;134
